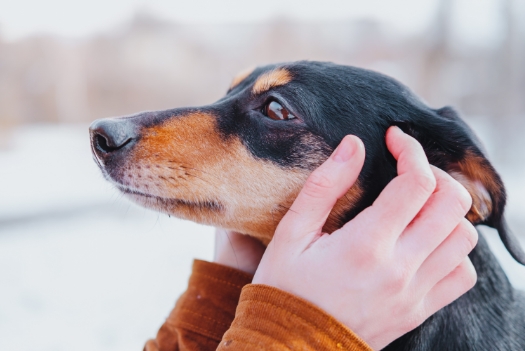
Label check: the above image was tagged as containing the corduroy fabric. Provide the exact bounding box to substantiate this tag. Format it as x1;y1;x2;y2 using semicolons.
217;284;373;351
144;260;253;351
145;260;373;351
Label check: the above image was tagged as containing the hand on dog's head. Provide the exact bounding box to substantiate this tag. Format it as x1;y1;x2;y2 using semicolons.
89;61;525;265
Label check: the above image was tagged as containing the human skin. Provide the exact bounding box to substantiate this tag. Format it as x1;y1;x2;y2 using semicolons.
215;126;478;350
214;227;266;275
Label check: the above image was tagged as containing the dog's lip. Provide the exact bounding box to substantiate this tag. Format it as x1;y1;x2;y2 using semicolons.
118;186;223;211
118;187;155;198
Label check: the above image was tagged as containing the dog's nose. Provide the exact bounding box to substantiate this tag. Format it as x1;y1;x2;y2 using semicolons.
89;118;137;156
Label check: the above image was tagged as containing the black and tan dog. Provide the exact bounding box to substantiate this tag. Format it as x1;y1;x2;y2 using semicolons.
90;61;525;350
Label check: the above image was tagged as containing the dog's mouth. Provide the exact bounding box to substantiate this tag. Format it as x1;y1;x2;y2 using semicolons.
118;186;224;213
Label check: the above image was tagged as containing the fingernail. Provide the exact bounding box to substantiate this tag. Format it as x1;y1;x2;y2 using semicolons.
332;136;357;163
392;125;404;133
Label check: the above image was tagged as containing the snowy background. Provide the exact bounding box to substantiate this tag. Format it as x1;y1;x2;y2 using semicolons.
1;0;525;350
0;125;216;350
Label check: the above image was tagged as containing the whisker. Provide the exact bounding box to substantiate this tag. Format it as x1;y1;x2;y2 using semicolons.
181;165;220;181
164;176;194;194
185;172;212;185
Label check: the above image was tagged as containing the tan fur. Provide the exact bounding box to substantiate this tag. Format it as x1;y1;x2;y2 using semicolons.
229;67;255;90
252;68;292;95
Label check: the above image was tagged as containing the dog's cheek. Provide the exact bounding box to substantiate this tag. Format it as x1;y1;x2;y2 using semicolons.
216;151;310;242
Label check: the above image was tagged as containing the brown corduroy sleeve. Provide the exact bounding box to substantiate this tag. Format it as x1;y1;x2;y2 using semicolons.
144;260;253;351
217;284;374;351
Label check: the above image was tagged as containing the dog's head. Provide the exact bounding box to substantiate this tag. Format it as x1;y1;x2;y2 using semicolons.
89;61;525;264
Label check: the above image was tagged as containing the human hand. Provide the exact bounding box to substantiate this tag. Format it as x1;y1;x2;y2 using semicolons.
214;229;266;275
252;127;478;350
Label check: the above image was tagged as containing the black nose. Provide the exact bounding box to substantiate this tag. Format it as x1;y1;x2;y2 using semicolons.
89;118;137;156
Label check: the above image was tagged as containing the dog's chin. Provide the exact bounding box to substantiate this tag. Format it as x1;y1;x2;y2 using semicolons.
118;187;224;226
119;187;224;217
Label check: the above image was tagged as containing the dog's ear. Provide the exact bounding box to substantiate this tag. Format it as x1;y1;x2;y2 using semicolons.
394;107;525;265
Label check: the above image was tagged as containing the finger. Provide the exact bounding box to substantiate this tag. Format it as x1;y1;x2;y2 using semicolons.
343;126;435;242
423;257;477;317
411;218;478;294
276;135;365;246
399;166;473;264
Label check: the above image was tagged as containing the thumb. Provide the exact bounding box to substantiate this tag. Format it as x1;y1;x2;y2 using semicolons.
275;135;365;248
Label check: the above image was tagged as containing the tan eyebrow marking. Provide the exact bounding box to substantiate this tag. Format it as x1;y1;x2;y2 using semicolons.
229;67;255;90
252;68;292;95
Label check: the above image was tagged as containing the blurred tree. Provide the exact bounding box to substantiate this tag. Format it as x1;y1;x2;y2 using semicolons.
0;5;523;162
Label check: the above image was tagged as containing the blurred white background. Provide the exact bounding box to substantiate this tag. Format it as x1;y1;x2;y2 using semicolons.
1;0;524;350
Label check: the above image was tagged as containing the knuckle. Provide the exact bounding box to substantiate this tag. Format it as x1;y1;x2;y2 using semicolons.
461;221;479;249
386;267;411;293
458;235;475;258
461;264;478;290
455;220;478;254
467;268;478;289
368;244;387;262
413;172;436;195
303;170;335;198
405;135;425;154
454;182;473;214
360;240;388;264
456;260;477;292
443;182;473;218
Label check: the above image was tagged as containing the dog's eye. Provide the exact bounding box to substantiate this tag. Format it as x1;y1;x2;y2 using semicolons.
263;101;296;121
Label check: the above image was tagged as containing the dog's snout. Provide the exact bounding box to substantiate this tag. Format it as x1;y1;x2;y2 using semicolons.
90;118;137;156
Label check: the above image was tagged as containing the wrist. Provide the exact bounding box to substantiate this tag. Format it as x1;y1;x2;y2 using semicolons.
214;229;265;275
213;250;260;275
222;284;374;351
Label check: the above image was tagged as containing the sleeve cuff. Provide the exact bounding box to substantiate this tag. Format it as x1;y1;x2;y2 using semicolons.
218;284;374;351
167;260;254;341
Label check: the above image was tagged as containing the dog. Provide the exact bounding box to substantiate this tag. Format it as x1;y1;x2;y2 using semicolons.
89;61;525;350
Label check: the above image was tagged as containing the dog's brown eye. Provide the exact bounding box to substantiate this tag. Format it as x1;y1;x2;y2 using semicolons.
263;101;296;121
